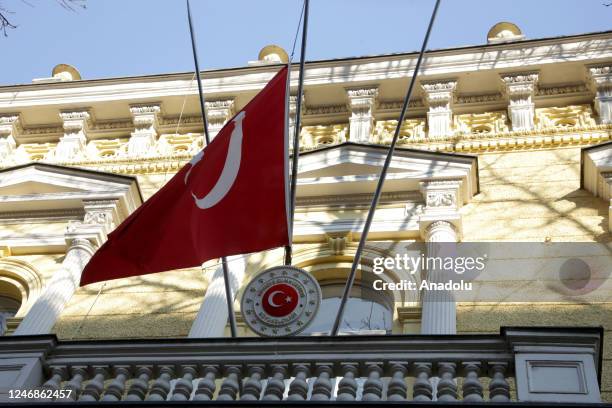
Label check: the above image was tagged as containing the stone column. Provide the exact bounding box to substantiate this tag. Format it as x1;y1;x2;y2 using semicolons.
205;99;235;138
346;87;378;143
128;104;161;157
56;110;91;161
500;72;539;131
420;221;458;335
0;114;21;165
188;255;245;338
421;80;457;139
587;64;612;124
14;238;95;335
418;180;462;335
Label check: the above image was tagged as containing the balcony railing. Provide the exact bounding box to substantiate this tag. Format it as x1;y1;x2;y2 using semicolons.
0;327;605;405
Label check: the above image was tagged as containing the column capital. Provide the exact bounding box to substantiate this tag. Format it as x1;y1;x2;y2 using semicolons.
421;79;457;139
55;109;91;161
586;64;612;124
346;86;379;143
500;71;539;94
500;71;539;131
65;199;119;248
0;113;21;164
420;79;457;105
205;98;235;138
128;103;161;156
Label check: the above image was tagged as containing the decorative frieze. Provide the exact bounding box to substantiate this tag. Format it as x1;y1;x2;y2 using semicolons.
535;105;596;129
374;118;426;144
346;87;378;143
300;124;348;149
454;111;509;135
205;99;235;138
500;71;539;131
421;80;457;139
587;64;612;124
56;109;91;161
0;114;21;164
128;103;161;157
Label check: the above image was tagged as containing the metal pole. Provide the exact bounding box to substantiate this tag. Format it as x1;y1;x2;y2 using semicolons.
187;0;237;338
330;0;442;336
284;0;310;266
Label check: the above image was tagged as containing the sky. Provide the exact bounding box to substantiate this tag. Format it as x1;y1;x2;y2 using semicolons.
0;0;610;86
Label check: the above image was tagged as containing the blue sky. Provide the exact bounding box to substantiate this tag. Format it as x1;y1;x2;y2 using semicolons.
0;0;610;85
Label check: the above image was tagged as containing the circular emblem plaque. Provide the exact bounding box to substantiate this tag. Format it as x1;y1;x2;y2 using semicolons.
241;266;321;337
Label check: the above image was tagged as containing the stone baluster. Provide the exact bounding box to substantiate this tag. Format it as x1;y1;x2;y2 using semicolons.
500;72;539;131
436;362;458;402
346;87;378;143
60;367;87;401
217;366;241;400
79;366;108;402
287;364;310;401
262;364;287;400
362;363;384;401
488;362;511;402
412;363;433;401
171;366;197;401
0;114;21;165
146;366;174;401
14;237;96;335
587;64;612;124
462;362;484;402
193;366;218;401
310;364;333;401
101;366;130;401
387;363;408;401
125;366;153;401
421;80;457;139
42;366;66;393
240;365;264;400
336;363;358;401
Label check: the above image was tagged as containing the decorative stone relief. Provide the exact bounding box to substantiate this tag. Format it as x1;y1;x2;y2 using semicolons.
300;124;348;150
205;99;235;138
454;111;509;135
587;64;612;124
535;105;596;129
421;80;457;139
56;110;91;161
346;87;378;143
0;114;21;164
373;118;426;144
128;104;161;157
500;72;539;131
420;180;462;214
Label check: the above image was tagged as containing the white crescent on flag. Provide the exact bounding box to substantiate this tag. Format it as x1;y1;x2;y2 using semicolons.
185;111;246;209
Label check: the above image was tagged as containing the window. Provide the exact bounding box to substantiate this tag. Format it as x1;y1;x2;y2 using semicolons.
0;294;21;336
303;281;393;335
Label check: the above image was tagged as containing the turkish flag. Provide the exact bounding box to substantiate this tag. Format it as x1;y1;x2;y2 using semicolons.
80;67;290;286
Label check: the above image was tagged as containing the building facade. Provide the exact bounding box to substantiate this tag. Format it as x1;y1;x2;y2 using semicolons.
0;24;611;404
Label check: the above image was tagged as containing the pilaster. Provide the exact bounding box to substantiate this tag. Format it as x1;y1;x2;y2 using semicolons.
56;109;91;161
421;80;457;139
0;113;21;164
128;103;161;157
500;72;539;131
205;99;235;138
587;64;612;124
346;87;378;143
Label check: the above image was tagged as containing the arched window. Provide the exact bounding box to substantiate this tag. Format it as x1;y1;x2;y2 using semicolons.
0;282;23;336
303;279;393;335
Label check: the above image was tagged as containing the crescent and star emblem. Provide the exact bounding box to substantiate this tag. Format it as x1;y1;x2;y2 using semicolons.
183;111;246;209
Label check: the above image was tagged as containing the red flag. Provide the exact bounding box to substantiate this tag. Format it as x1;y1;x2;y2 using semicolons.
80;67;290;286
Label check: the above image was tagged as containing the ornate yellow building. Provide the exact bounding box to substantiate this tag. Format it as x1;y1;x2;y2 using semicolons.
0;24;611;404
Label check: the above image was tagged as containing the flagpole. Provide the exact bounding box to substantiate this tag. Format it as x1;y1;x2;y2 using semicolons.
284;0;310;266
187;0;238;338
330;0;441;336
